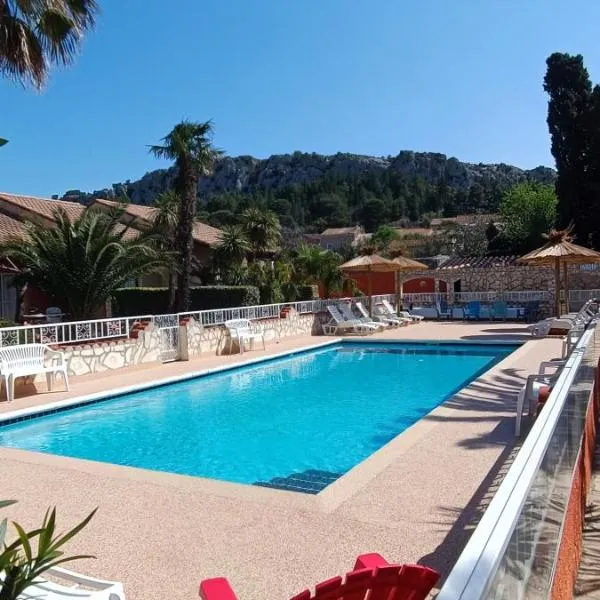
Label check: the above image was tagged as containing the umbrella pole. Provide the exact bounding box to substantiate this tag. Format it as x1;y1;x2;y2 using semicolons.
395;272;401;311
368;270;373;317
563;262;569;314
554;257;561;317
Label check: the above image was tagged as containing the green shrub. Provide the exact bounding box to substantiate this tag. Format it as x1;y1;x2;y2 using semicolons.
112;285;261;316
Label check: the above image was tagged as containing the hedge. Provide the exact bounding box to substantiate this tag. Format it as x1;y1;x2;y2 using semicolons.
112;286;261;317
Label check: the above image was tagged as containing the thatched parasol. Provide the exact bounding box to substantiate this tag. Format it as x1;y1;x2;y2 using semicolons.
339;254;403;315
390;254;428;310
518;228;600;316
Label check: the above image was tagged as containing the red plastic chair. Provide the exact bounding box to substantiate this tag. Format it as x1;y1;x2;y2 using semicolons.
199;553;439;600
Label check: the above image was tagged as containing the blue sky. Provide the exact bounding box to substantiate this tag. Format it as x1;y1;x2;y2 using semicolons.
2;0;600;197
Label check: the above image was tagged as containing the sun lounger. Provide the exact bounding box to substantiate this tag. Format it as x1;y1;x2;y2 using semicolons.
18;565;125;599
324;305;376;336
369;303;403;327
339;303;386;331
381;299;420;323
352;302;396;328
199;553;439;600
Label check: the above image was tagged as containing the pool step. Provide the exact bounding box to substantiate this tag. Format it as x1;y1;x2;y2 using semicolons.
254;469;343;494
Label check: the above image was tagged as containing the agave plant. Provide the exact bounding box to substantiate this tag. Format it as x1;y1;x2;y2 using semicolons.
0;499;96;600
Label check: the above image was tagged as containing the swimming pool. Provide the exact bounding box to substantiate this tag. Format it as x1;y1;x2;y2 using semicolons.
0;341;517;493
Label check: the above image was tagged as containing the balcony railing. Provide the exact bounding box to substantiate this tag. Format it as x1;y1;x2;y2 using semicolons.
437;317;599;600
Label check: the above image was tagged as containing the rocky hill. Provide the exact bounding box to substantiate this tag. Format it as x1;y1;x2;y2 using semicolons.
62;150;556;206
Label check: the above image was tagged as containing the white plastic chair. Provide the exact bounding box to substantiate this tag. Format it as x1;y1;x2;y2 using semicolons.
224;319;265;354
45;307;64;323
515;361;564;436
0;343;69;402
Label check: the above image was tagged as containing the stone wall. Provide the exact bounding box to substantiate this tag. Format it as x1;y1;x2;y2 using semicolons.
180;309;326;359
62;324;162;376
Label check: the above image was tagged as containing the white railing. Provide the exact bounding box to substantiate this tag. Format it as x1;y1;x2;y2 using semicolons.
569;289;600;303
437;318;598;600
402;290;550;305
0;315;152;348
0;289;592;348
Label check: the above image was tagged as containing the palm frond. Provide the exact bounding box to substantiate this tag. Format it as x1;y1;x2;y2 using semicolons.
0;0;98;88
0;207;169;319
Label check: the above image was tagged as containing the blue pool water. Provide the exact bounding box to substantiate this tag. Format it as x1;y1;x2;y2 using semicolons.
0;342;516;493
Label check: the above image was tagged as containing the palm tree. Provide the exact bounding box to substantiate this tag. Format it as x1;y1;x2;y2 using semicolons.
240;207;281;261
150;121;222;311
215;225;251;266
0;0;98;89
292;243;346;297
1;207;168;320
152;190;180;311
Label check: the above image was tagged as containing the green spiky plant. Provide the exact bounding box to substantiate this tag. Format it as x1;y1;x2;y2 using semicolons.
0;499;96;600
0;206;170;320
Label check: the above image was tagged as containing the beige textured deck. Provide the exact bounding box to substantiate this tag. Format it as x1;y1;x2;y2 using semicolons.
0;323;562;600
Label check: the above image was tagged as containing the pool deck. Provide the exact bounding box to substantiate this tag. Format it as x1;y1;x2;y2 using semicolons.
0;322;562;600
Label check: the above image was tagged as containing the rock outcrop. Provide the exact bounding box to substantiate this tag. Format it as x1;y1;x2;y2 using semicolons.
62;150;556;206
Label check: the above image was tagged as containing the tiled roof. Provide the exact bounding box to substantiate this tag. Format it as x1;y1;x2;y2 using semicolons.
430;214;499;227
321;227;359;235
0;192;85;222
436;255;519;270
0;212;26;243
94;199;222;247
395;228;434;237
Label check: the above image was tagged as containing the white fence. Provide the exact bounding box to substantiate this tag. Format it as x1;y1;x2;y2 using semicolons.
0;289;594;349
402;290;550;305
0;315;152;348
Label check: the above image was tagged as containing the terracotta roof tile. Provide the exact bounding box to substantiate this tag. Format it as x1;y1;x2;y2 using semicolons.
0;212;26;243
94;199;222;247
0;192;85;222
436;255;519;270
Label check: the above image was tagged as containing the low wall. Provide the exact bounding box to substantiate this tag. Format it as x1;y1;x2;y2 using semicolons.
180;309;325;359
62;324;162;376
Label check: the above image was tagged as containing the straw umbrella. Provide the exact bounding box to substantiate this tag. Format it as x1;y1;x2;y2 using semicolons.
518;228;600;317
390;254;428;310
339;254;403;316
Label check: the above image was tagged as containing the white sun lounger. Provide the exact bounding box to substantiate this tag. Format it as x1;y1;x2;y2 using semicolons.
18;566;125;600
324;305;376;336
346;302;387;330
338;302;386;331
381;299;423;323
367;303;404;327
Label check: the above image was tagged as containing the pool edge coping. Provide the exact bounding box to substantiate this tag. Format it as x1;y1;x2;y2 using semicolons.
0;335;532;512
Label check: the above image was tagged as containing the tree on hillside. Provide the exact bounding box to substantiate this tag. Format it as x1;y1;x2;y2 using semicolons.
544;53;596;245
0;0;98;89
152;190;180;311
1;207;168;319
150;121;222;311
497;183;557;254
370;225;399;254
